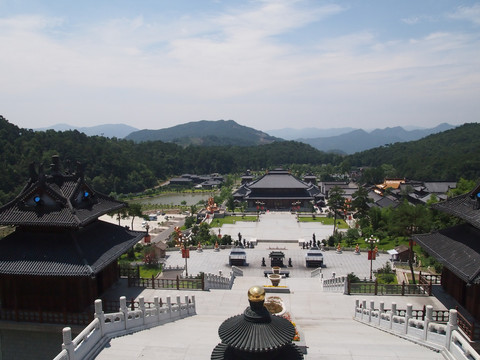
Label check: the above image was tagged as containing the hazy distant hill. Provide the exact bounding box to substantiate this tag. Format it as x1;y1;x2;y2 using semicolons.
125;119;280;146
266;127;357;140
348;122;480;181
299;123;455;154
35;123;139;138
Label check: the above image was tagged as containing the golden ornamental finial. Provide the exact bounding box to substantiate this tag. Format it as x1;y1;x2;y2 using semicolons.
248;285;265;302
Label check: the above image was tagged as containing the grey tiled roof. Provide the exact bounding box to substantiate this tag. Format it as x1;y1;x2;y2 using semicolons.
432;184;480;229
0;175;125;228
249;172;309;189
0;220;145;276
423;182;457;194
413;224;480;284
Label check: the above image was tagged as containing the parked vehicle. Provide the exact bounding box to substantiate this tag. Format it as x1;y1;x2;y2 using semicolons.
229;249;247;266
305;247;324;267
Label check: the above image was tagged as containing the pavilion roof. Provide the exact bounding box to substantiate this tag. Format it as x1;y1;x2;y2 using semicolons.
0;157;126;229
432;183;480;229
413;224;480;284
249;170;309;190
0;220;145;277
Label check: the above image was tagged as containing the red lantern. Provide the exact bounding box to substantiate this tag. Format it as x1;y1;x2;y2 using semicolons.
368;250;376;260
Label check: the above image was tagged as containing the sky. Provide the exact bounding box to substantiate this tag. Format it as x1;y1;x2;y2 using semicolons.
1;0;479;132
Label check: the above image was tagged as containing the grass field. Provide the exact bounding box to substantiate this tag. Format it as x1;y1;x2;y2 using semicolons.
212;215;258;227
298;216;349;229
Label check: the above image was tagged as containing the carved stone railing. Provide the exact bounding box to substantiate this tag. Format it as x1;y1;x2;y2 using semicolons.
310;267;322;278
231;265;243;277
204;271;235;290
53;295;196;360
354;299;480;360
322;273;348;293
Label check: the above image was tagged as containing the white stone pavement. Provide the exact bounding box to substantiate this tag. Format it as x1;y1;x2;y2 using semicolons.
93;213;447;359
96;276;446;360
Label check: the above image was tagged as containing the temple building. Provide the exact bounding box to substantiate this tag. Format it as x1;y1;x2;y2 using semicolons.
233;169;322;211
413;183;480;327
0;156;145;315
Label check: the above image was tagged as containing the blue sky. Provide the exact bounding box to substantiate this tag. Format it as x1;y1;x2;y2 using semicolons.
1;0;479;132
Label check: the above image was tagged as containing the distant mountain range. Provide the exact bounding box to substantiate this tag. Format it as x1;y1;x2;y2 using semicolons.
35;123;139;139
297;123;456;154
36;120;456;154
266;127;357;140
125;119;279;146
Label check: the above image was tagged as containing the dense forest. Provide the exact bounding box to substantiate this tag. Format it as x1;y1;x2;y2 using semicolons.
1;115;479;206
348;123;480;181
0;116;339;204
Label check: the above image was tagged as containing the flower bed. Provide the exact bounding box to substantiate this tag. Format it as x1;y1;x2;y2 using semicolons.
282;312;300;341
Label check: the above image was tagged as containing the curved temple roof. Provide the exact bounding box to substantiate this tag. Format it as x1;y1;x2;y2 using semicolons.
0;156;126;228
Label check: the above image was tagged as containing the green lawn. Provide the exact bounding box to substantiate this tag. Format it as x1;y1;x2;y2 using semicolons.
298;216;349;229
213;215;258;227
139;264;162;278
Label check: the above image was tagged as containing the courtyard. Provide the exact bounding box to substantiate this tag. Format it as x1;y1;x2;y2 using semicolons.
94;212;449;360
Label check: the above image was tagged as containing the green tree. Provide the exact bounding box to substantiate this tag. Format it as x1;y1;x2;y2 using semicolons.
351;187;372;225
127;202;143;230
226;195;235;213
327;186;346;234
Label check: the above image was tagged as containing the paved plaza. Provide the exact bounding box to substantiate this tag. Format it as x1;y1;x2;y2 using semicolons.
167;212;382;280
94;212;450;359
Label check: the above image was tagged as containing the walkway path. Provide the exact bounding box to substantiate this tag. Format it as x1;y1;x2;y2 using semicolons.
94;213;447;359
96;276;446;360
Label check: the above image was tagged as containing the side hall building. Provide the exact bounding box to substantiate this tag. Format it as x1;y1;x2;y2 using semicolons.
413;183;480;329
0;156;145;315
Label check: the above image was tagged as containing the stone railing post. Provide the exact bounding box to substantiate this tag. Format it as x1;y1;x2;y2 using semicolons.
362;299;367;321
139;296;145;325
167;296;172;319
445;309;458;350
390;302;397;329
424;305;433;340
62;327;75;360
369;300;375;322
120;296;128;330
94;299;105;337
176;295;182;316
153;296;160;323
379;301;384;325
355;299;359;317
191;295;196;315
405;304;412;334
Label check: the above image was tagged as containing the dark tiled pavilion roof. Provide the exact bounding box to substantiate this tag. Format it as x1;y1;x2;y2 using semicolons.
432;183;480;230
413;224;480;284
0;157;126;229
248;169;309;190
0;220;145;276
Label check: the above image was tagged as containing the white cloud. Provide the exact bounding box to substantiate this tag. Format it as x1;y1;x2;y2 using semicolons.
449;4;480;25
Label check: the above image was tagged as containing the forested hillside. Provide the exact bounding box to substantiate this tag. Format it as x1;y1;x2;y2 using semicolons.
0;116;336;205
1;116;478;207
348;123;480;181
125;119;279;146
